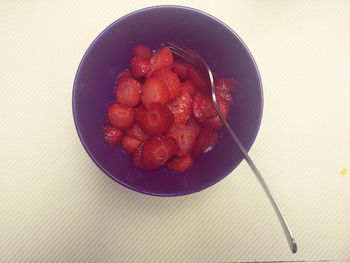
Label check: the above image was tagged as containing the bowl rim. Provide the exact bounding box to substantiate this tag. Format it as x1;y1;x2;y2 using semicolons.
72;5;264;197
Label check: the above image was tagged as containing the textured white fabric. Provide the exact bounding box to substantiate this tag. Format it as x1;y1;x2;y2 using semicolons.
1;1;350;262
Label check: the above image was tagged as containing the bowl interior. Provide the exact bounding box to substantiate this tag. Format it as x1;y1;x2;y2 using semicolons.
73;6;263;196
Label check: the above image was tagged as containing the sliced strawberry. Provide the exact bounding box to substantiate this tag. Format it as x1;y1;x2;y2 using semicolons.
146;46;174;77
167;90;192;125
204;116;222;130
133;142;145;169
107;103;135;130
192;127;219;158
126;123;149;141
133;104;145;118
116;77;141;107
136;103;173;136
116;69;132;85
103;124;123;145
122;135;142;154
141;77;170;108
216;77;239;93
167;117;201;156
130;56;151;79
141;136;178;170
217;97;231;117
204;98;231;129
215;79;236;105
188;65;210;91
172;60;190;79
192;92;216;122
166;155;194;172
152;69;180;99
132;45;152;60
180;80;197;97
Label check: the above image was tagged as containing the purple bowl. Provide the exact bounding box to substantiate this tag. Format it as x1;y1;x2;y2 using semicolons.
72;6;263;196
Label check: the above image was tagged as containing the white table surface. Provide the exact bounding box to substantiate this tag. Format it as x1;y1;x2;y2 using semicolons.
1;1;350;262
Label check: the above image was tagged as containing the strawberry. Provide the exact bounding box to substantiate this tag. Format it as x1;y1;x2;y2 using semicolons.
167;90;192;125
167;117;201;156
141;77;170;108
215;78;236;105
188;65;210;91
107;103;135;130
126;123;149;141
192;92;216;122
130;56;151;79
132;45;152;60
141;136;178;170
172;60;190;79
180;80;197;97
147;46;174;77
133;142;145;169
216;77;239;93
116;69;132;85
204;97;231;129
104;44;240;170
192;127;219;158
136;103;173;136
166;155;194;172
116;77;141;107
103;124;123;145
152;69;180;99
122;135;142;154
205;116;222;130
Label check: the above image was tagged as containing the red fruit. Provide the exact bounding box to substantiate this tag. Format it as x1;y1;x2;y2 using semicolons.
122;136;142;154
141;77;170;108
147;47;174;77
192;92;216;122
141;136;178;170
104;44;239;170
216;77;239;93
130;56;151;79
133;142;145;169
103;124;123;145
204;116;222;130
217;97;230;117
116;69;132;85
167;118;201;156
132;45;152;60
172;60;190;79
215;79;236;105
126;123;149;141
204;98;231;129
180;80;197;97
188;65;210;91
167;91;192;125
192;127;219;158
107;103;135;130
116;77;141;107
136;103;173;136
166;155;194;172
152;69;180;99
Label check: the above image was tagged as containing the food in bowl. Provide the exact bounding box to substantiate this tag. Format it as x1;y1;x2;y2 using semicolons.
103;44;239;172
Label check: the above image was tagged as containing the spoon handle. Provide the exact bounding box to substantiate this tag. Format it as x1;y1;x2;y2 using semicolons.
206;69;297;253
